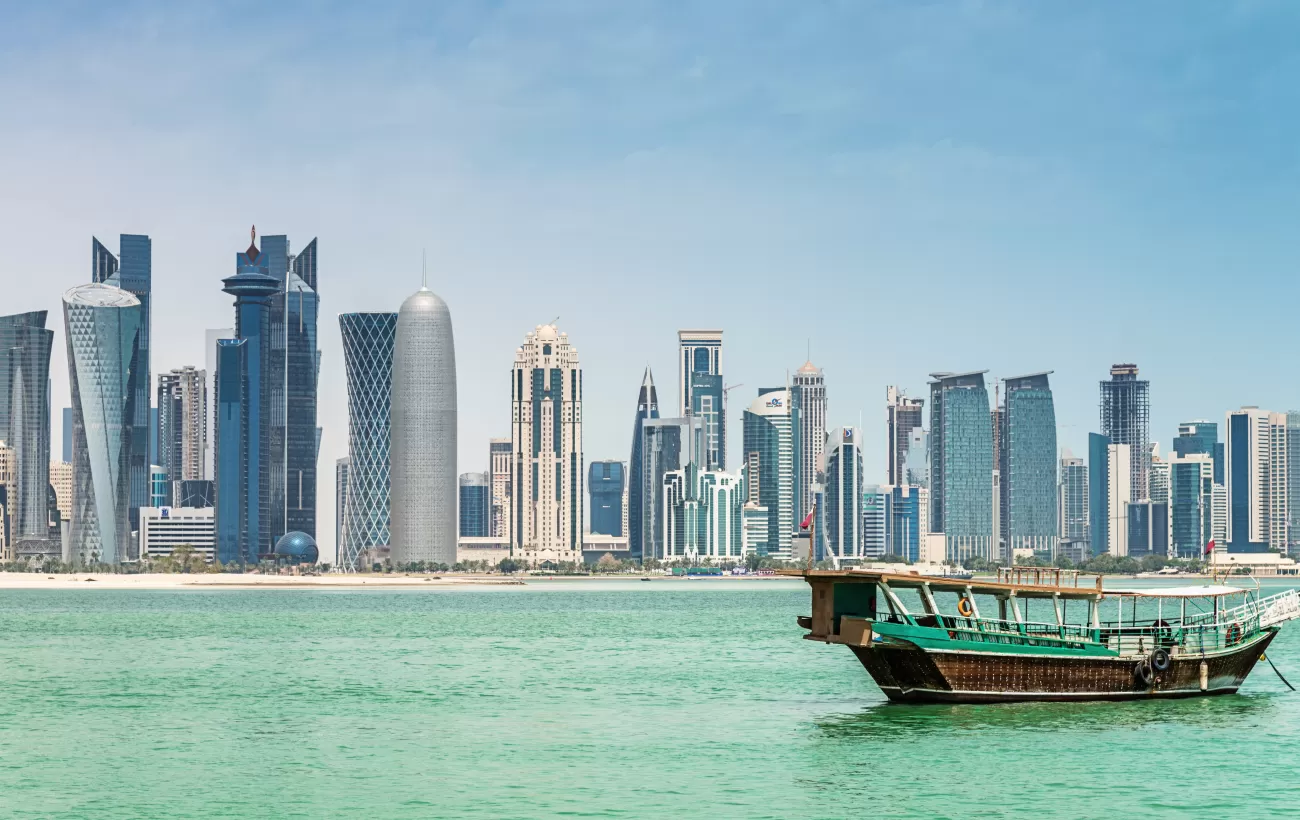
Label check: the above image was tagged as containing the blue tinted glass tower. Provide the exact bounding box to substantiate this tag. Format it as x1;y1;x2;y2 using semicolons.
742;387;797;558
1088;433;1110;557
588;460;625;536
215;338;246;564
458;472;490;538
1004;372;1058;557
218;232;280;563
823;428;862;562
678;331;724;470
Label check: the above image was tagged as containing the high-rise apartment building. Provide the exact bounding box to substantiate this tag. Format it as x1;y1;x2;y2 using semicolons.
887;484;927;562
661;466;745;562
390;285;458;566
1290;412;1300;556
509;324;581;564
1100;364;1150;504
63;284;143;565
823;427;862;562
861;486;888;559
742;387;798;559
792;361;826;525
640;415;704;561
489;438;512;541
627;367;659;561
50;461;73;529
928;371;994;562
678;331;724;470
0;311;55;558
1059;454;1088;544
339;312;397;570
588;461;625;536
886;387;925;486
1003;373;1058;557
92;235;152;533
458;472;490;538
157;367;207;504
1149;446;1170;505
1127;500;1169;558
1224;407;1288;552
216;234;279;565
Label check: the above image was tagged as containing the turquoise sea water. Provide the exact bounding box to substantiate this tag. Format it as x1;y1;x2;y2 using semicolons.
2;578;1299;819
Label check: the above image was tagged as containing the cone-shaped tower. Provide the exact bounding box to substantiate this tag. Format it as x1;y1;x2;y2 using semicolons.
389;284;457;565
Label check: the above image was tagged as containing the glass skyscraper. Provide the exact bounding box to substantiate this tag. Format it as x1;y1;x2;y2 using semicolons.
627;367;659;561
928;371;993;561
742;387;798;559
1003;372;1058;557
0;311;55;559
1088;434;1110;557
283;266;319;538
792;361;826;527
217;234;280;564
63;284;143;565
588;460;625;536
886;387;925;486
688;372;725;471
458;472;490;538
1168;453;1213;558
1059;455;1088;543
92;234;152;532
339;312;397;571
887;484;924;562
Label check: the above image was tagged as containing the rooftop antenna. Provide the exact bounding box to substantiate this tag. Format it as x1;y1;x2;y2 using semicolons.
421;248;428;289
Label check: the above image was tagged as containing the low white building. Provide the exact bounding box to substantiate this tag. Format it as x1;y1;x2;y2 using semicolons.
139;506;215;562
1209;550;1299;576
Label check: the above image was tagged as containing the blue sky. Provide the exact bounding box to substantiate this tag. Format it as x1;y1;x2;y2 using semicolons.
3;1;1299;561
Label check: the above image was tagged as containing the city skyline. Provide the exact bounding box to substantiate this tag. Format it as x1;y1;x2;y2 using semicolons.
8;3;1300;564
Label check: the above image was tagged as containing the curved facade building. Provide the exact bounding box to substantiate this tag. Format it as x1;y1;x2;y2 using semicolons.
339;312;397;570
389;287;457;565
63;284;143;564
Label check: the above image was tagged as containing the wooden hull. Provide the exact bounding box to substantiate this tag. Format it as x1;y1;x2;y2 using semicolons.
849;631;1277;704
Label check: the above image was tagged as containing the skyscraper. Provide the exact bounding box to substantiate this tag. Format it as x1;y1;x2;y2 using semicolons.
92;235;151;532
588;460;625;536
742;387;798;559
1100;364;1150;504
390;285;458;566
157;367;207;496
1290;412;1300;557
887;484;927;562
63;284;142;565
678;331;725;470
823;427;862;562
792;361;826;524
216;231;280;564
928;371;994;562
509;323;581;564
627;367;659;561
458;472;490;538
886;386;925;486
661;465;745;562
1224;407;1288;552
489;438;512;541
0;311;55;558
1168;452;1213;558
62;407;72;463
339;312;397;571
861;486;888;559
1003;372;1058;557
640;415;704;561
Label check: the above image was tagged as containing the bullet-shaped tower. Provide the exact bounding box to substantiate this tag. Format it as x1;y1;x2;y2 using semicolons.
389;285;457;565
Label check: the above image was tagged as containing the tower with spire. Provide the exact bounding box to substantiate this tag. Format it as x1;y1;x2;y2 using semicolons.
627;366;660;561
792;359;826;521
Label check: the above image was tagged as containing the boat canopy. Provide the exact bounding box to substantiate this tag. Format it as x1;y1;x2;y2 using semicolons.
781;569;1104;600
1105;585;1247;598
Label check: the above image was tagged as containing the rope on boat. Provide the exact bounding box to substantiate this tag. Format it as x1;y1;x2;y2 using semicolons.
1261;654;1297;692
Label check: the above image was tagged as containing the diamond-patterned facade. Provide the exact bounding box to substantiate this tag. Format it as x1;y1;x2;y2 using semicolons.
339;312;396;570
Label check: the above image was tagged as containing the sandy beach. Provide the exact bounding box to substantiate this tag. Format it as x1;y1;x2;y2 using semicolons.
0;572;528;590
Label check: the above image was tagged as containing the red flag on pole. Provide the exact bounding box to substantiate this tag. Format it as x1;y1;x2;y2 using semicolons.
800;509;815;530
1204;540;1215;555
